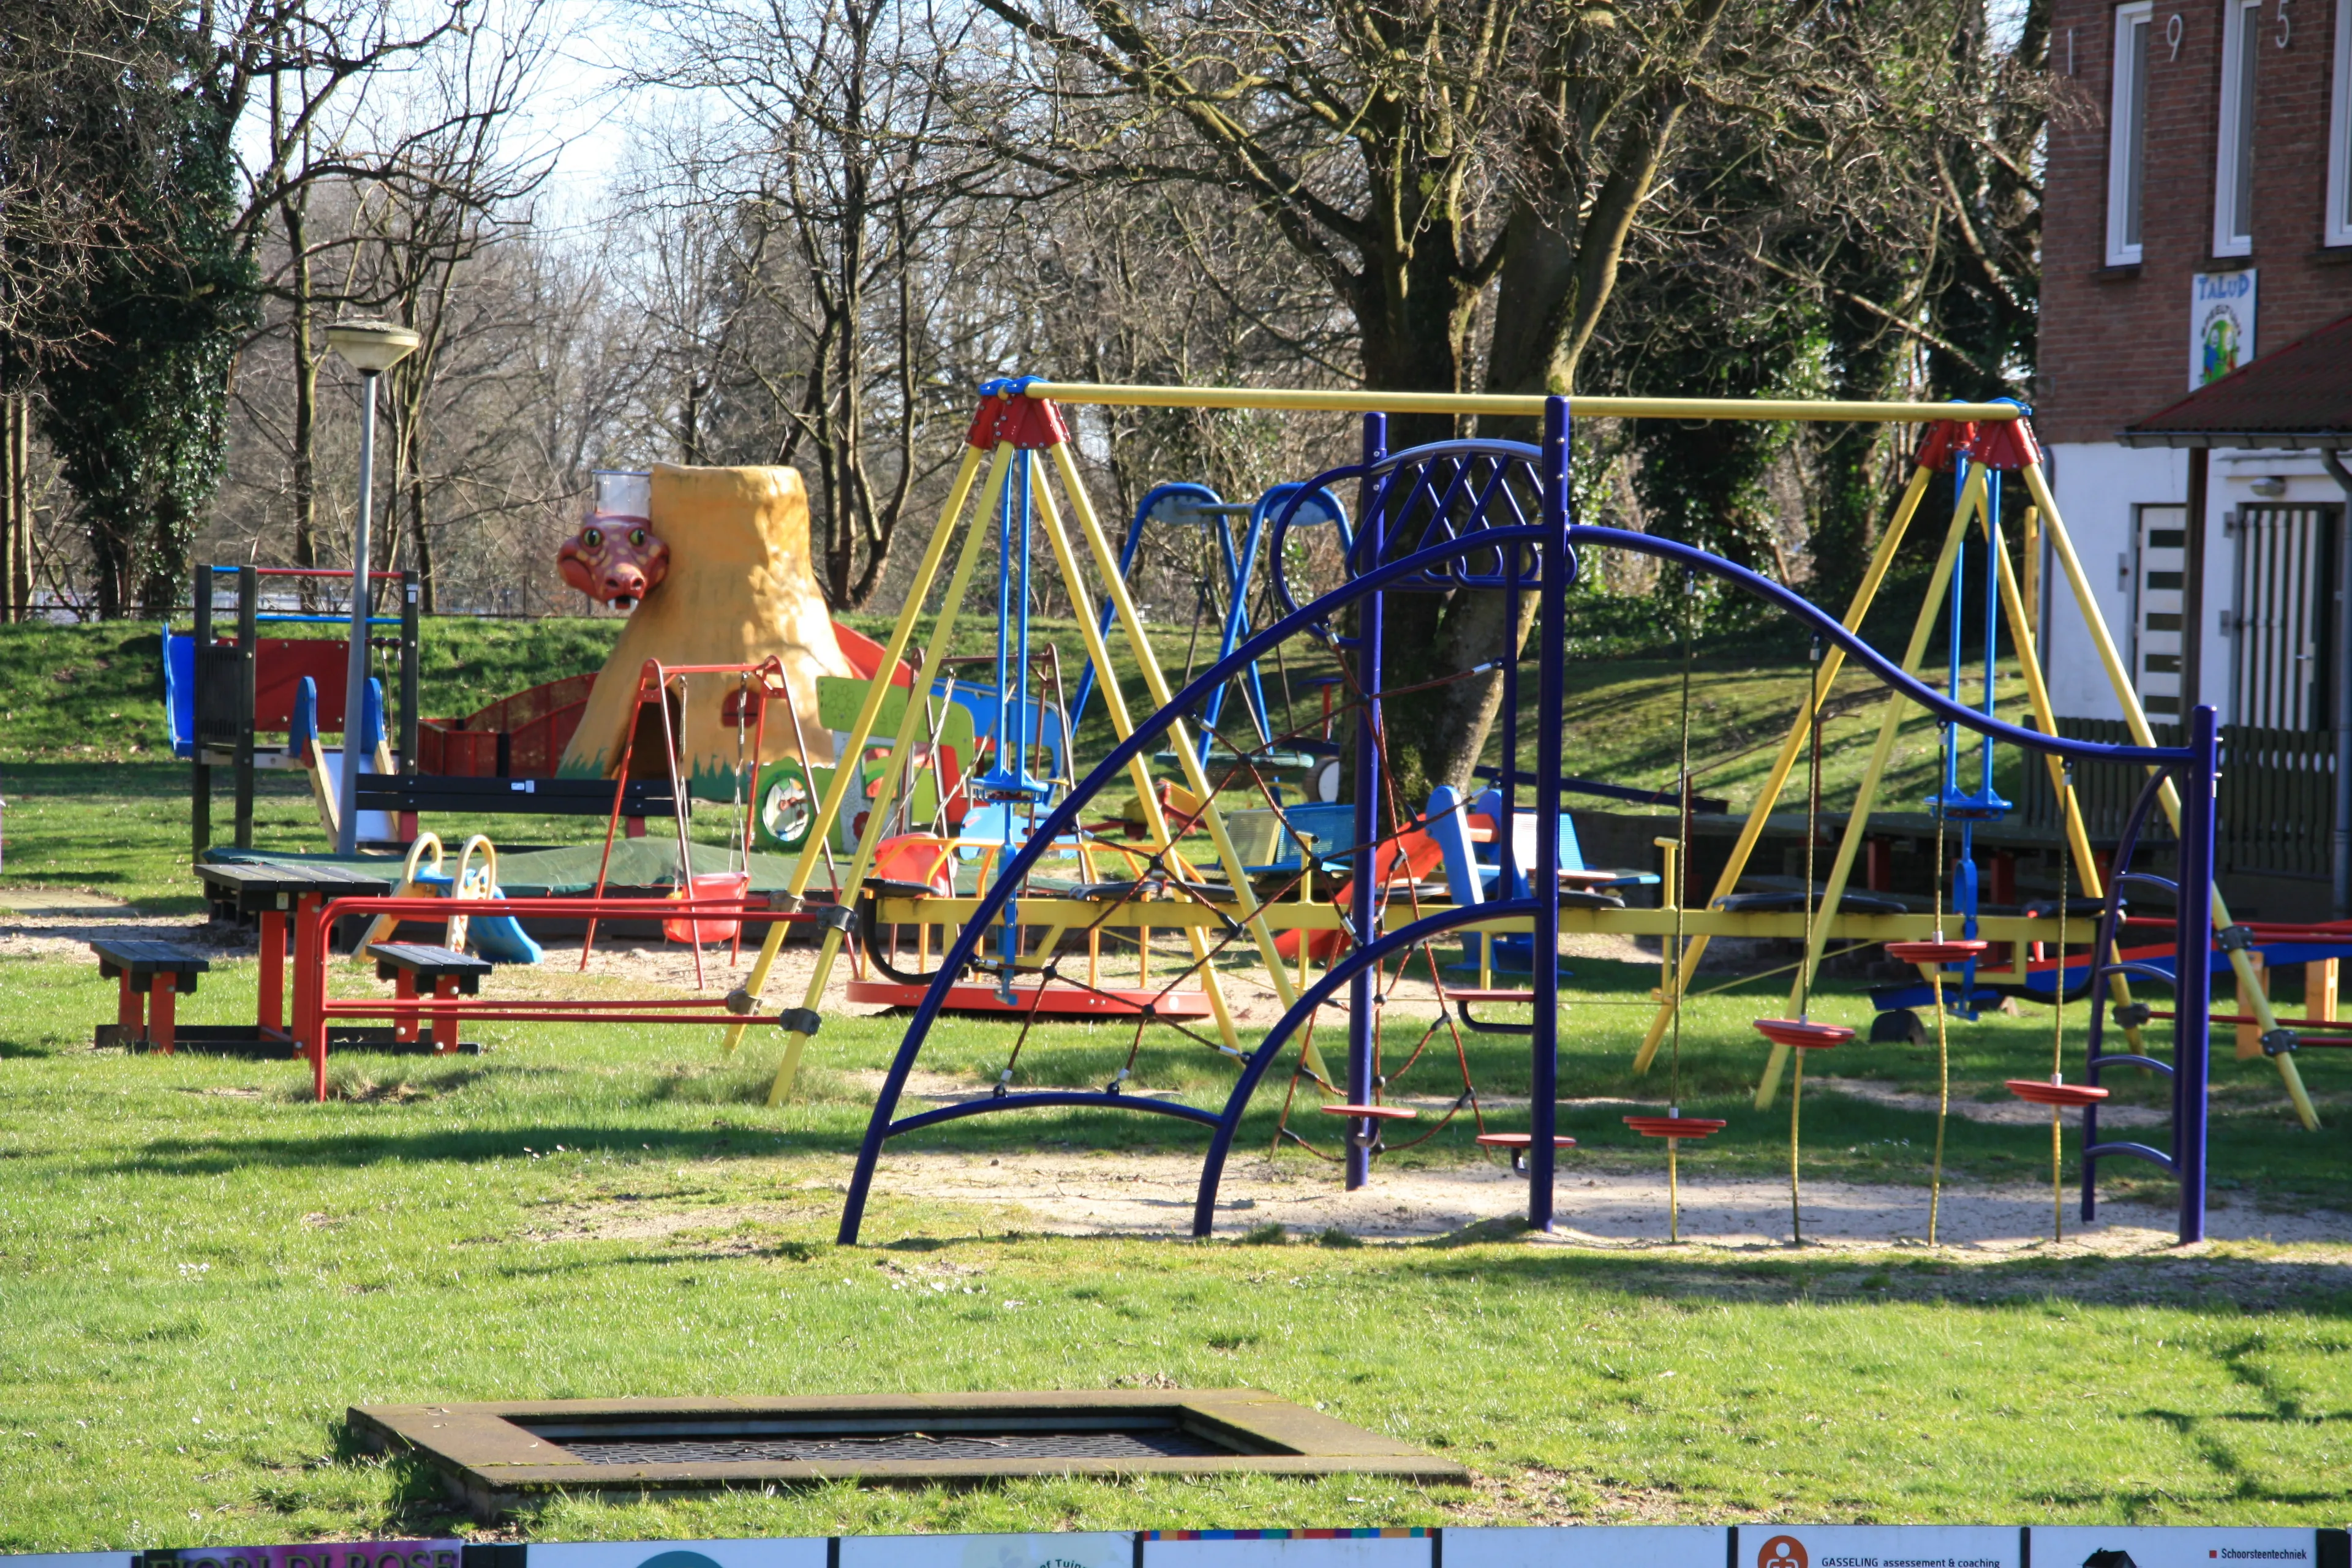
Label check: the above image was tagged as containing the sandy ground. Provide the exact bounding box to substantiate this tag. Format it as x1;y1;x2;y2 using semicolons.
839;1149;2351;1255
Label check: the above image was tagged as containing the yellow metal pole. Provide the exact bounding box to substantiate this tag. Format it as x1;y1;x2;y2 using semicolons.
1048;439;1306;1016
1755;466;1985;1106
1027;472;1246;1053
1985;500;2149;1055
720;439;992;1057
1019;382;2022;424
1635;462;1937;1074
761;443;1014;1103
2022;462;2320;1131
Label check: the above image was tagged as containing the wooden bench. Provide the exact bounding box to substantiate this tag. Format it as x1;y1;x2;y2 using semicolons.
93;940;210;1052
368;943;492;1052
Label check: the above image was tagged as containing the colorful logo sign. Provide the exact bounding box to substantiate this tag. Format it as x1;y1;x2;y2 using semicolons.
2189;271;2258;389
1760;1538;1811;1568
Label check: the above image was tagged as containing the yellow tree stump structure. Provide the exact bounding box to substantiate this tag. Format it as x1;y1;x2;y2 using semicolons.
559;464;855;794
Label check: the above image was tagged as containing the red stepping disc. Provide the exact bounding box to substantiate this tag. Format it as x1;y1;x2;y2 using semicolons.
1475;1133;1577;1148
1885;939;1990;964
1752;1018;1855;1050
1319;1104;1419;1121
2004;1078;2110;1108
1623;1115;1728;1140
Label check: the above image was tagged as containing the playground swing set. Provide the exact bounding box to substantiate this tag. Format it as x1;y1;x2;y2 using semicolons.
241;375;2350;1250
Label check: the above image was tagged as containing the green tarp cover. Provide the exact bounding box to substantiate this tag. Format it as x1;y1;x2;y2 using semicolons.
199;840;807;897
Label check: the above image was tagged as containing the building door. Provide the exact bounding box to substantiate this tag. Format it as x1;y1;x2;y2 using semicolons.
2231;503;2340;731
2131;504;2188;717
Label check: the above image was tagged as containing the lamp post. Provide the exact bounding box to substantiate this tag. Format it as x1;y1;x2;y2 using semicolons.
323;318;419;856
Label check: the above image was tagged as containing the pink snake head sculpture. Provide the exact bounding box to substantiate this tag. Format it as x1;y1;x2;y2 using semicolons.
559;518;669;611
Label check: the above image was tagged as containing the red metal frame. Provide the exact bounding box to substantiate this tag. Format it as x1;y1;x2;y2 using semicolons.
584;657;790;981
292;894;820;1099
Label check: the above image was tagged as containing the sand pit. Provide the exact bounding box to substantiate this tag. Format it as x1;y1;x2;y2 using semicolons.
847;1148;2351;1256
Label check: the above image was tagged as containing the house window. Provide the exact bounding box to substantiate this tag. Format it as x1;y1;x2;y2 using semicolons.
2214;0;2261;257
2108;1;2155;265
2329;0;2352;245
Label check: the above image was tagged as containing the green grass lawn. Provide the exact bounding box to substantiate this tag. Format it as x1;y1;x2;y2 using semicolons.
1;620;2349;1548
2;932;2347;1548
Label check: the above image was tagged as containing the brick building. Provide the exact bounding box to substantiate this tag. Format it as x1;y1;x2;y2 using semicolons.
2038;0;2352;911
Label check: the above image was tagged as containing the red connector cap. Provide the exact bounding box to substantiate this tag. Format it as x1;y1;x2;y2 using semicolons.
1915;420;1978;473
1968;415;2042;472
965;377;1071;451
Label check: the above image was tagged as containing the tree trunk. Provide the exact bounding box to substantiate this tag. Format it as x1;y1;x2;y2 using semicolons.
407;456;434;614
0;396;20;622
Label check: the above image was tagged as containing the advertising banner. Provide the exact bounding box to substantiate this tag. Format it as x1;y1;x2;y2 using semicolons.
1144;1529;1431;1568
1738;1528;2019;1568
529;1542;829;1568
2033;1527;2321;1568
839;1536;1133;1568
142;1544;465;1568
1445;1527;1725;1568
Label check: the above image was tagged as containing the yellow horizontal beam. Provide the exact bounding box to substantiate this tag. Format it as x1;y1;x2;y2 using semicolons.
1016;382;2020;424
875;895;2056;944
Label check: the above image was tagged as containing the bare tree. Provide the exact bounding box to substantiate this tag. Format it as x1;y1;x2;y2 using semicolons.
633;0;1011;609
349;0;556;609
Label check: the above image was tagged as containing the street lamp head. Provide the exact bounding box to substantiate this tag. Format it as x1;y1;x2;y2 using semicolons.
325;318;420;374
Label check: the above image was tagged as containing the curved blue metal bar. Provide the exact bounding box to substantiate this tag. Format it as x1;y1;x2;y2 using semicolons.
2101;961;2184;985
835;524;1555;1245
833;434;2202;1247
887;1089;1225;1138
1069;482;1223;737
2084;1140;2177;1169
1563;526;2185;766
1189;897;1539;1238
2090;1053;2176;1075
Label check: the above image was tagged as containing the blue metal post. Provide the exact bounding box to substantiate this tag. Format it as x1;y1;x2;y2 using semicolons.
1531;396;1570;1232
1978;471;2002;799
1346;413;1387;1191
2175;704;2218;1243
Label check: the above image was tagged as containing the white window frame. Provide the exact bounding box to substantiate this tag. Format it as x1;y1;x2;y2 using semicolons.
2213;0;2261;257
2329;0;2352;245
2108;1;2155;265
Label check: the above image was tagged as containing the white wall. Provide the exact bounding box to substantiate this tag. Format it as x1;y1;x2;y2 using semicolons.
2040;442;2182;721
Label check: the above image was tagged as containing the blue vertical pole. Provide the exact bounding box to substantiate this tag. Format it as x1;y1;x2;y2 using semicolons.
1012;451;1034;786
1346;413;1387;1192
1943;461;1967;805
1979;471;2002;798
2174;704;2218;1245
992;459;1016;773
1531;395;1570;1232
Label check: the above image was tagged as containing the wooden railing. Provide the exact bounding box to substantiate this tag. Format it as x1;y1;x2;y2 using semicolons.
2016;717;2334;876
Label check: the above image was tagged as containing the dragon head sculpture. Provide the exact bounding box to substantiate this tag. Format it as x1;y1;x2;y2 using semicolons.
559;472;668;611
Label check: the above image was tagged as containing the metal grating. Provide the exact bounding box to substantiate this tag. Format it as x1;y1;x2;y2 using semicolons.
550;1427;1231;1466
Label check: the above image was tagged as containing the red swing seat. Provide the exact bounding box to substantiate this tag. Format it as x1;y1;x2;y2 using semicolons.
2004;1078;2109;1108
1623;1115;1727;1140
1751;1017;1853;1050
